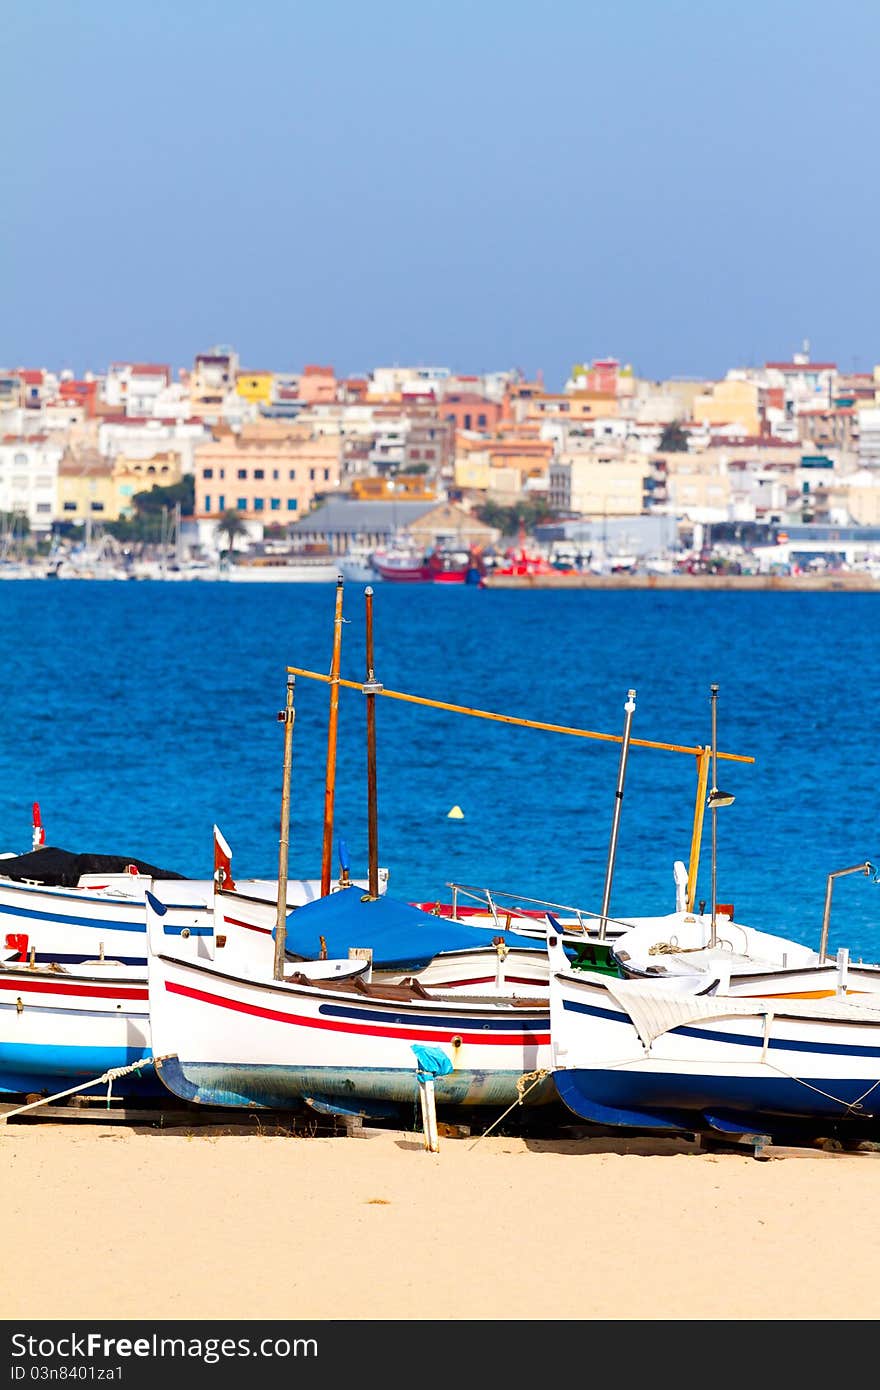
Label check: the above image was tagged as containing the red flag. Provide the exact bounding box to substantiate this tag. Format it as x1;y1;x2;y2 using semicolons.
213;825;235;891
32;802;45;849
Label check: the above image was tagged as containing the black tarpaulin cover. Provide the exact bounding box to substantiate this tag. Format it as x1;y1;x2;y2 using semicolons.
0;845;188;887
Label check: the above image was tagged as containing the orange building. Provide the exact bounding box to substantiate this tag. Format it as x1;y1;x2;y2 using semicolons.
193;421;341;522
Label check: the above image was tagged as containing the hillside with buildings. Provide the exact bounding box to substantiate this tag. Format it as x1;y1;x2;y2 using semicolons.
2;344;880;576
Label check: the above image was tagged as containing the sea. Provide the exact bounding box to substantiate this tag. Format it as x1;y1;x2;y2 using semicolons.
1;579;878;960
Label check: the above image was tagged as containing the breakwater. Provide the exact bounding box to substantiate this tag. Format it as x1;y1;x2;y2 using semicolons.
482;571;880;591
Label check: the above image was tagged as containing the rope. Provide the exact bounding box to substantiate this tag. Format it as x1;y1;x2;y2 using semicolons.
648;937;735;956
0;1055;168;1122
595;1050;880;1122
468;1069;550;1149
757;1063;880;1117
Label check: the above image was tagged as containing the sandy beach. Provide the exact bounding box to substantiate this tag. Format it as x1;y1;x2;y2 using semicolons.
3;1114;880;1324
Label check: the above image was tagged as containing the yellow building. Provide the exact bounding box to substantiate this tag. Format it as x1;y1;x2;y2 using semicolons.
692;379;760;435
550;455;650;517
113;451;184;516
834;473;880;526
349;475;436;502
236;371;275;405
663;452;732;513
57;449;121;521
454;431;552;499
525;392;619;424
453;452;492;492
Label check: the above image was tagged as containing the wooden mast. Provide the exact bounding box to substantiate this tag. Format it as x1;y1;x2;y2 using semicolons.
363;586;382;899
273;672;295;979
597;689;636;940
320;575;345;896
284;665;754;765
686;746;710;911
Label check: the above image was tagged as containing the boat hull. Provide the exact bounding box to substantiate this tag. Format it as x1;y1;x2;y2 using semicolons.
0;963;159;1096
549;962;880;1139
149;952;554;1114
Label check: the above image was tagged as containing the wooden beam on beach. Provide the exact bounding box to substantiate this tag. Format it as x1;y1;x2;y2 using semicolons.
285;664;755;764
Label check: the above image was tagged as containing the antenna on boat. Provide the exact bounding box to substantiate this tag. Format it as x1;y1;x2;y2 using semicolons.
597;688;636;941
708;683;735;949
273;671;296;978
363;586;383;899
321;575;345;897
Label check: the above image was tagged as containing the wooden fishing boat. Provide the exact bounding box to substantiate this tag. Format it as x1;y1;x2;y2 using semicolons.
213;882;560;997
147;890;555;1119
0;820;386;971
547;928;880;1143
0;892;368;1100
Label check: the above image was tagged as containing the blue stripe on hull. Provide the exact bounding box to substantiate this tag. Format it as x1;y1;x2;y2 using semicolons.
554;1066;880;1135
0;900;211;936
158;1057;555;1111
0;1042;159;1097
562;997;880;1060
319;1001;548;1031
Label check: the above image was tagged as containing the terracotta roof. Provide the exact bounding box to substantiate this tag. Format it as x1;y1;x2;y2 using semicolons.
16;370;44;385
765;361;837;371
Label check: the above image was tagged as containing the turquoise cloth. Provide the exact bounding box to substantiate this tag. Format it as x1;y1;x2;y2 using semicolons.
411;1044;454;1082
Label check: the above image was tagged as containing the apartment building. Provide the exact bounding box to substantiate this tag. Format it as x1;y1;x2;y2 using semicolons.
548;453;651;517
192;420;342;523
0;435;62;534
57;447;120;522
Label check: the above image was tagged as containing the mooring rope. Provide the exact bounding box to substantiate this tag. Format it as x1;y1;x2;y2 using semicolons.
468;1068;550;1150
0;1056;168;1122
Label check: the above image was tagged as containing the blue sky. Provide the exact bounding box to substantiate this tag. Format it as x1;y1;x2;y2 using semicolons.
3;0;878;389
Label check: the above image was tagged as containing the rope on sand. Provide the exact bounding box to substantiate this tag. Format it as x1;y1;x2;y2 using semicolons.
0;1055;169;1121
468;1069;550;1150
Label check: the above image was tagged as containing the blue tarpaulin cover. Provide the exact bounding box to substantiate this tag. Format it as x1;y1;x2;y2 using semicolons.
281;888;543;970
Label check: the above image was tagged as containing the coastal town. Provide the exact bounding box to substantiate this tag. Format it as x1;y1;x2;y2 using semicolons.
2;344;880;582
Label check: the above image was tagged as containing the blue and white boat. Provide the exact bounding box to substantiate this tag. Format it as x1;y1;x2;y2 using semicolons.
547;928;880;1143
0;829;387;971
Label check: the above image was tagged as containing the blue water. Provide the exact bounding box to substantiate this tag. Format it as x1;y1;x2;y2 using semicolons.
0;580;878;960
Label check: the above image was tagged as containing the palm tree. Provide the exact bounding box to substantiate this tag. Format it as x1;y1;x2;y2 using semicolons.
216;509;248;555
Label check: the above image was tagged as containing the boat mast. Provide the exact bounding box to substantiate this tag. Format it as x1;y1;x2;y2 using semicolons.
273;672;295;978
707;683;735;948
597;688;636;940
320;575;345;896
363;586;383;899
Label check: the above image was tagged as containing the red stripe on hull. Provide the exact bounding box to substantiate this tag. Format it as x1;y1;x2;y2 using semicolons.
223;916;272;934
167;980;549;1046
0;977;147;1001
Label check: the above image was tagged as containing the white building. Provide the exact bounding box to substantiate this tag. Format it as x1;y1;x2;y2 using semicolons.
97;418;211;472
858;406;880;467
0;436;63;535
368;366;451;398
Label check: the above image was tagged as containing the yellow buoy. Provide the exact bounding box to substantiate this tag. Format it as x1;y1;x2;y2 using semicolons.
447;805;464;819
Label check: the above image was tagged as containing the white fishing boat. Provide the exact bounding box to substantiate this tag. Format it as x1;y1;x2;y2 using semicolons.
0;815;387;971
220;555;339;582
338;547;381;584
0;891;368;1100
146;889;555;1120
547;928;880;1143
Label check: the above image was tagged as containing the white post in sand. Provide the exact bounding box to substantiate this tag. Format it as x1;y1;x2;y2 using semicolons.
417;1073;440;1152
